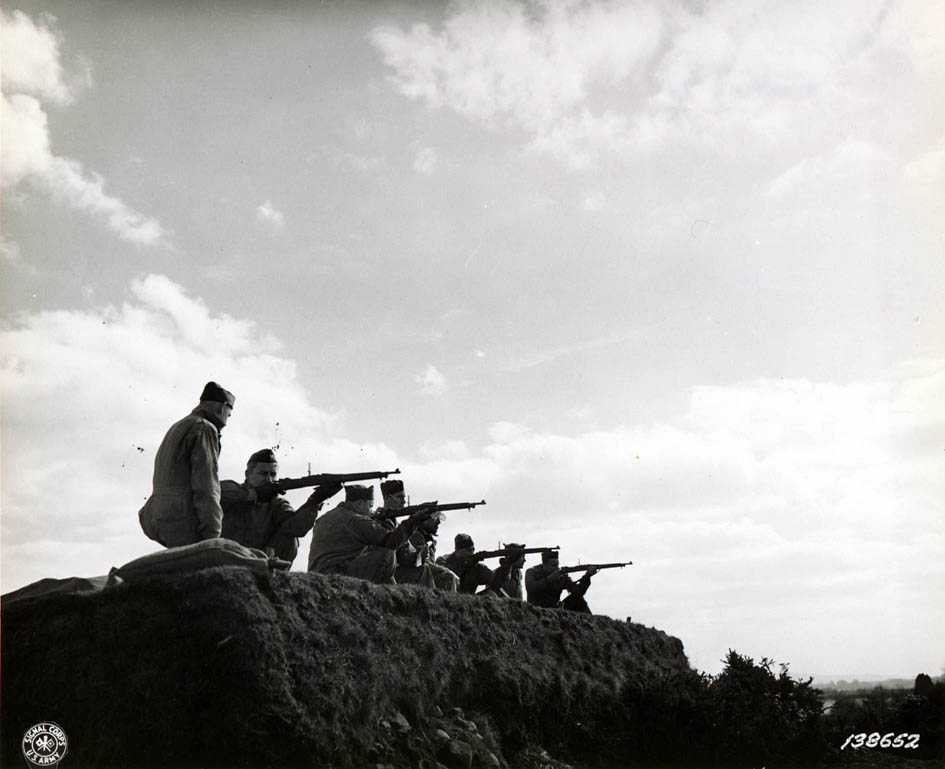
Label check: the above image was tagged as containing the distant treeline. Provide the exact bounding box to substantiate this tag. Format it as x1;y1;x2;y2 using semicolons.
819;675;944;693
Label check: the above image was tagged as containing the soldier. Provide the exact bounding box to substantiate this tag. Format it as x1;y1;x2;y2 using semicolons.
308;484;435;584
525;549;599;612
139;381;234;548
220;449;342;565
378;479;458;592
436;533;515;596
499;543;525;599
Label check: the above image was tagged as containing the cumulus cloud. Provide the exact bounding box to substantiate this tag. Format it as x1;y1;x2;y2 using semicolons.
1;10;166;246
256;200;286;228
0;275;393;590
1;275;942;674
371;0;939;169
409;366;945;673
416;364;448;395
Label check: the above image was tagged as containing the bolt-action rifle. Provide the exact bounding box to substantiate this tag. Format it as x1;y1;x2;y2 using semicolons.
558;561;633;573
474;545;559;562
376;499;487;520
254;468;401;502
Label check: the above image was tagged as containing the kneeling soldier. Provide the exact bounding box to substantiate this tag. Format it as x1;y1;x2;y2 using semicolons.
308;484;435;584
436;533;514;596
379;480;458;592
220;449;341;565
525;549;598;612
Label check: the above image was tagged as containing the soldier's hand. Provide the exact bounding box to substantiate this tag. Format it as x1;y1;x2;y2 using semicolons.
406;503;438;525
309;481;343;505
586;567;600;577
255;481;281;503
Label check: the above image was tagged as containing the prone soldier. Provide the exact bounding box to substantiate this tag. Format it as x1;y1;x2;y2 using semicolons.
220;449;342;565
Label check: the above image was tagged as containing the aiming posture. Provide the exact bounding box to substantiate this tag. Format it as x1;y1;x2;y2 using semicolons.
220;449;342;565
378;479;458;591
139;381;235;548
436;533;516;596
498;543;525;599
525;550;599;613
308;484;435;583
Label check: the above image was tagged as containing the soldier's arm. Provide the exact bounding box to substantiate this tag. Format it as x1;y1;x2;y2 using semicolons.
190;423;223;540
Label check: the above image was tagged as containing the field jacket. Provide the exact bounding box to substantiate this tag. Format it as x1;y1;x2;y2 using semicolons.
138;405;223;547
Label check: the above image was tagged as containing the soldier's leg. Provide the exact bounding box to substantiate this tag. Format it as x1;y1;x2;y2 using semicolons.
344;548;397;584
561;593;592;613
432;564;459;592
156;517;200;548
267;533;300;564
394;564;437;588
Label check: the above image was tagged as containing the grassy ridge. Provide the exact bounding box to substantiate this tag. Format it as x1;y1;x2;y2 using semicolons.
2;566;690;768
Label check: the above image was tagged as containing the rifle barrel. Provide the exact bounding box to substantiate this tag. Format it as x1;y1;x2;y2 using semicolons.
560;561;633;573
276;468;401;492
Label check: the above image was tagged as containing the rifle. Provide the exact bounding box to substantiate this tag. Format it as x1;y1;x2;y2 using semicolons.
474;545;559;562
559;561;632;574
375;499;487;520
254;468;401;501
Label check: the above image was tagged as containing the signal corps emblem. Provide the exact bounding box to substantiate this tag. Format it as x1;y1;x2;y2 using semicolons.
21;722;68;766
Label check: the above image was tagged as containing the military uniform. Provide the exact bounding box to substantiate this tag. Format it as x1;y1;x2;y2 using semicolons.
525;562;592;610
139;402;227;548
308;500;417;583
220;481;323;564
437;543;512;596
396;530;458;591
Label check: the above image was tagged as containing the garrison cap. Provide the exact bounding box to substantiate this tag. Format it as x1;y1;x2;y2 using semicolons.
345;484;374;502
541;549;559;563
380;479;404;495
454;533;474;550
248;448;277;465
200;381;236;407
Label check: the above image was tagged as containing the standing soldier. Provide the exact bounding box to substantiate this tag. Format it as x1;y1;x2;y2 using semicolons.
308;484;435;584
378;480;458;591
139;381;235;548
525;549;598;612
220;449;342;565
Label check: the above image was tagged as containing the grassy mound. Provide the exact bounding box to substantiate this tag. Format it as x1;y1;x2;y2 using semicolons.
2;567;691;768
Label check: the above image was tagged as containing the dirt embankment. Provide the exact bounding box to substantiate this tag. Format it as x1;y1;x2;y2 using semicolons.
2;567;692;768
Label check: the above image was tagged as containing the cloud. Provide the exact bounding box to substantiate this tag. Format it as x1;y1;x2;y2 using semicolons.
372;0;939;169
1;236;38;276
765;140;895;200
1;276;942;674
0;9;87;105
0;274;388;589
407;365;945;673
1;10;167;246
256;200;286;228
413;146;438;175
416;364;449;395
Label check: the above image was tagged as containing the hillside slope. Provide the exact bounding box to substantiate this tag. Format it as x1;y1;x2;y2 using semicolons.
2;567;692;768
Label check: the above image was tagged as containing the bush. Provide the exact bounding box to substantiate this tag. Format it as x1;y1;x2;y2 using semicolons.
702;650;827;766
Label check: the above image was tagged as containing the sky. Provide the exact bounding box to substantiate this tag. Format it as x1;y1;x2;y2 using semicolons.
1;0;943;679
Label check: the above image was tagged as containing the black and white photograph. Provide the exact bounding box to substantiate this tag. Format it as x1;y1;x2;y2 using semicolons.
2;1;943;767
